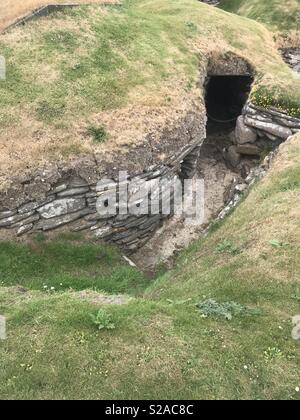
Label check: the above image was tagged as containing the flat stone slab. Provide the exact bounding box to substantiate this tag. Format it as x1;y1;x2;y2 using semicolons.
245;116;293;139
236;115;257;144
237;143;261;156
37;198;86;219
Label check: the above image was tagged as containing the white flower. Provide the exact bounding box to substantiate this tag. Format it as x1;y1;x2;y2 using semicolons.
244;365;248;370
296;387;300;393
50;287;55;290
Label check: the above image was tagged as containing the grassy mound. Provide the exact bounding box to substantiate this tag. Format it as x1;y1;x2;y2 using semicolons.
0;0;299;184
219;0;300;31
1;134;300;400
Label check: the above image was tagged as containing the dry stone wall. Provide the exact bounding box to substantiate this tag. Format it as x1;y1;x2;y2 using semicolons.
1;100;299;252
226;102;300;169
0;137;203;252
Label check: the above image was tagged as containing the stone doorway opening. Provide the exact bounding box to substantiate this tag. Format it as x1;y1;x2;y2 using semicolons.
203;71;257;178
205;75;253;125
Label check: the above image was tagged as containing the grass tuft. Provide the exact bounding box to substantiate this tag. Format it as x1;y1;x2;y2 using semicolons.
87;125;108;143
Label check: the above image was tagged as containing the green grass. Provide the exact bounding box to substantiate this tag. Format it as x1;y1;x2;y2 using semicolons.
0;234;148;295
1;135;300;400
220;0;300;31
0;1;199;115
87;125;108;143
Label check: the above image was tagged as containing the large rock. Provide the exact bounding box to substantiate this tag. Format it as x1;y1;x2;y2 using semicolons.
235;116;257;144
37;198;86;219
93;226;113;239
244;116;292;139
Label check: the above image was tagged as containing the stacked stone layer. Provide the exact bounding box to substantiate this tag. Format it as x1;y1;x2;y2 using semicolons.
224;102;300;169
0;141;202;252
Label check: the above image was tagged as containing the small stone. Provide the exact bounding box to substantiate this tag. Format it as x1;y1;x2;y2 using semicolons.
18;202;39;214
13;214;40;228
57;187;89;198
68;176;89;188
51;184;67;194
17;224;34;236
71;221;97;232
93;226;112;239
235;184;248;194
237;143;260;156
84;212;111;222
224;146;241;168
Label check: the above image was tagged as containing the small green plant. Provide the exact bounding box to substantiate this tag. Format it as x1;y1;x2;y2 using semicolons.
269;240;290;248
185;21;198;37
264;347;284;361
216;240;241;256
34;232;46;243
166;298;192;305
90;309;115;331
197;299;261;321
291;288;300;301
87;126;108;144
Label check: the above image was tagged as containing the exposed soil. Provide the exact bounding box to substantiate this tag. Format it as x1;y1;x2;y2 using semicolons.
75;290;132;305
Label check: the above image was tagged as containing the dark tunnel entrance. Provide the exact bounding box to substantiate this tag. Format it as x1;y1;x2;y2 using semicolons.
199;74;257;180
181;75;254;179
205;75;253;124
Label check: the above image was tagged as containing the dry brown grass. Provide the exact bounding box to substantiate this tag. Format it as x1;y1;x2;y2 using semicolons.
0;0;120;32
275;31;300;48
0;76;201;188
